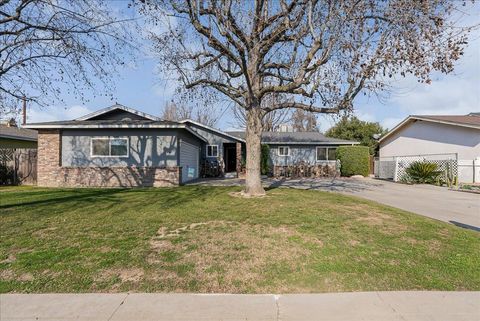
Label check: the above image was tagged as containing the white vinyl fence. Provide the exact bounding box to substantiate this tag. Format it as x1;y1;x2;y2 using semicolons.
458;159;480;184
374;153;459;182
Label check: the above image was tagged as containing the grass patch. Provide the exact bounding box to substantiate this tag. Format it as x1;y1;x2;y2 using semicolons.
0;185;479;293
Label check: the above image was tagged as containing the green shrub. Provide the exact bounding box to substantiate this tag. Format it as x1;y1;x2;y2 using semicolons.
260;144;270;175
336;146;370;177
404;161;442;184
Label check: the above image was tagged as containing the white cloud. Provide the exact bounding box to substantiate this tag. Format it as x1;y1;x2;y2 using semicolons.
388;31;480;116
28;105;93;123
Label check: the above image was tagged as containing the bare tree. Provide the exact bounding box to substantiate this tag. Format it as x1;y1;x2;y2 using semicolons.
161;100;220;126
141;0;473;196
232;94;291;131
0;0;135;117
291;109;318;132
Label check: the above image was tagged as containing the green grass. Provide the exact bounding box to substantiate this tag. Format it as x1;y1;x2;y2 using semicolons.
0;185;479;293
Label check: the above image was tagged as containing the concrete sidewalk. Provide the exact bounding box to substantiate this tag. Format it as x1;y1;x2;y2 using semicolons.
1;292;479;321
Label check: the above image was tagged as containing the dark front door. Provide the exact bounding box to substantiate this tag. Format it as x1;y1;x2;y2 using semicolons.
224;143;237;173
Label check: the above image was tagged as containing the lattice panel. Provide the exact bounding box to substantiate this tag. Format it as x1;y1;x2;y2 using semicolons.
395;156;458;182
0;149;14;165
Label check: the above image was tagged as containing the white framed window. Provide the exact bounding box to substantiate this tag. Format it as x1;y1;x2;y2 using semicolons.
206;145;219;157
278;146;290;156
91;137;129;157
316;147;336;161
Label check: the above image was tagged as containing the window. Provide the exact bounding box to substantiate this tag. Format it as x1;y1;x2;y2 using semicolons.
278;146;290;156
316;147;336;161
206;145;218;157
91;137;128;157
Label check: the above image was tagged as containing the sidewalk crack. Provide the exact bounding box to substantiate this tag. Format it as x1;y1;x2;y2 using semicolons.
107;293;129;321
274;294;281;321
376;292;406;321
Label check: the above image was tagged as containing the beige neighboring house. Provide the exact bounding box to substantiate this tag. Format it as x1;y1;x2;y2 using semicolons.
0;119;37;149
378;113;480;183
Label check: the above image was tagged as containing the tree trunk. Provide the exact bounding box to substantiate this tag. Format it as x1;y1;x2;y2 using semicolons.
244;108;265;196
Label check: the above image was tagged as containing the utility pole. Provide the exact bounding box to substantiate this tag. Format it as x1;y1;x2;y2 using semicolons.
22;97;26;126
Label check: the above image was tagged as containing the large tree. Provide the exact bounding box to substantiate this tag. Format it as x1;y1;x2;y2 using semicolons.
141;0;472;196
0;0;135;116
325;116;387;155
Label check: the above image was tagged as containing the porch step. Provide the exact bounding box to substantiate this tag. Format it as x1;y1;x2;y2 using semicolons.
224;172;238;179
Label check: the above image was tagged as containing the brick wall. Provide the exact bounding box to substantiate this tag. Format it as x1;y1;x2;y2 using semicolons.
37;130;181;187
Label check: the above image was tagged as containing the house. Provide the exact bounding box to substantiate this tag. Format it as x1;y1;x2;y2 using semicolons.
24;104;357;187
378;113;480;183
0;119;37;149
228;131;358;168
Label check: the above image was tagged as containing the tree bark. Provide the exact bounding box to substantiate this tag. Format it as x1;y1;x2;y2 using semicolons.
244;107;265;196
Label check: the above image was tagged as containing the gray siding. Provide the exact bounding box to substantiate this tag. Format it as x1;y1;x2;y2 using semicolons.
268;144;337;166
188;124;238;160
61;129;201;167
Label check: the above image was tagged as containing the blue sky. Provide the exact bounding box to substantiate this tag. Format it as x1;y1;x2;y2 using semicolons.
26;3;480;132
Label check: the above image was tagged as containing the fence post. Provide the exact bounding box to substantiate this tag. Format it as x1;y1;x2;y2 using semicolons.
393;157;399;182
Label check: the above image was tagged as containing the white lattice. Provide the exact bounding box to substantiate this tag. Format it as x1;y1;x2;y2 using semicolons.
394;154;458;182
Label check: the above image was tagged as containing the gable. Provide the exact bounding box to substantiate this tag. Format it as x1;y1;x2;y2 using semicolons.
87;109;150;121
76;104;159;121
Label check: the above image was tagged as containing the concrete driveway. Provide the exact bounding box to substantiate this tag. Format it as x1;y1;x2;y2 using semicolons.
2;292;479;321
193;177;480;230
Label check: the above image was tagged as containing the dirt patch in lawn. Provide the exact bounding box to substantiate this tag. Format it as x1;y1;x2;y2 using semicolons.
146;221;323;292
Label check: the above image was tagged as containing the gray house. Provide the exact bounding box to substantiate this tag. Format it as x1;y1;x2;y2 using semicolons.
25;104;357;187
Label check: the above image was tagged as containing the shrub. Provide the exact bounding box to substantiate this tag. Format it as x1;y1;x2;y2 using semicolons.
404;161;442;184
336;146;369;177
260;144;271;175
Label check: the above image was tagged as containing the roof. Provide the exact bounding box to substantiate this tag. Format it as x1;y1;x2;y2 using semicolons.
0;125;37;142
227;131;358;145
180;119;245;142
24;119;181;128
379;114;480;143
76;104;160;121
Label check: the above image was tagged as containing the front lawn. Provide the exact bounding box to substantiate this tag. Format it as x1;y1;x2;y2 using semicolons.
0;186;479;293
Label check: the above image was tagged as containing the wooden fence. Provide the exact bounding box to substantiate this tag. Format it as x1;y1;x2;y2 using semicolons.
0;148;37;185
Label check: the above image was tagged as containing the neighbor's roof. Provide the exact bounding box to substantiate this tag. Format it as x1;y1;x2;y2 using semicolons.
0;125;37;142
379;113;480;143
227;131;358;145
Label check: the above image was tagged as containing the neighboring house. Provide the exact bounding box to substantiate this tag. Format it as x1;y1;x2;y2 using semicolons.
228;131;358;168
0;119;37;149
378;113;480;183
25;104;357;188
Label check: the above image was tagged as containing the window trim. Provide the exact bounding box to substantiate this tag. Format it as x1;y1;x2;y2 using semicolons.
316;146;336;161
90;136;129;158
277;146;290;157
206;144;219;157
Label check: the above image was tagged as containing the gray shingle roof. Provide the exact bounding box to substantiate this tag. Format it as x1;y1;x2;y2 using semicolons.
227;131;357;145
24;119;181;128
0;125;37;141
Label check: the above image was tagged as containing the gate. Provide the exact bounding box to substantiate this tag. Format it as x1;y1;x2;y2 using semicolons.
0;148;37;185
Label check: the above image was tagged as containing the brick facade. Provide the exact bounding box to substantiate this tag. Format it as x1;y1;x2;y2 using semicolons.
37;130;181;187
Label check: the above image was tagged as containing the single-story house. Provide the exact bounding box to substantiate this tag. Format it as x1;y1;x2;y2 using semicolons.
378;113;480;183
24;104;357;187
0;119;37;149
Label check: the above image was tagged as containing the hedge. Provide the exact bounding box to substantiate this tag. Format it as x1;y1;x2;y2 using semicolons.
336;146;370;177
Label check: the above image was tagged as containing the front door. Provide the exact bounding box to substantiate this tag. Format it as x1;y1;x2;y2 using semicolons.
224;144;237;173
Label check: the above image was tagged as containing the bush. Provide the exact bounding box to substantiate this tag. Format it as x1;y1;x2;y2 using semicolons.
404;161;442;184
260;144;271;175
336;146;370;177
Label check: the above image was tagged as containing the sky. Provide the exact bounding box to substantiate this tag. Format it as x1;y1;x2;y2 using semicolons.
23;2;480;132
